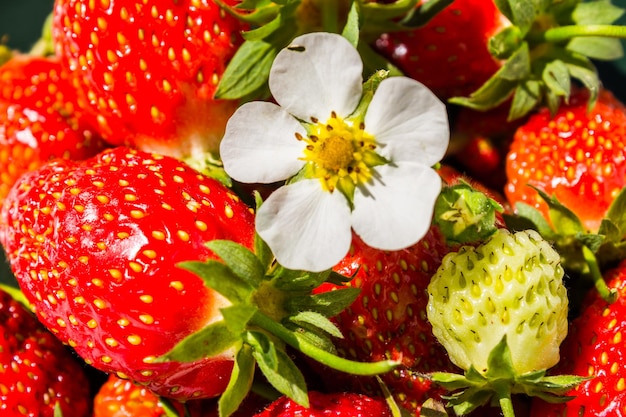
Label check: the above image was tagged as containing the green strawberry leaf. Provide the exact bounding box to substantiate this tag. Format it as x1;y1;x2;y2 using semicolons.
159;320;241;363
178;260;255;304
219;344;256;417
207;240;266;288
246;330;309;407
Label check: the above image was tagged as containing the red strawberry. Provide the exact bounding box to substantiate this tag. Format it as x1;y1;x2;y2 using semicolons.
51;0;246;158
252;391;393;417
0;146;256;401
313;229;457;414
0;54;106;203
94;373;268;417
373;0;508;99
0;287;92;417
504;88;626;232
529;259;626;416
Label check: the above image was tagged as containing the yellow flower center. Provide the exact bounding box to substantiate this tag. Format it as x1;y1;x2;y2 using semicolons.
299;112;384;197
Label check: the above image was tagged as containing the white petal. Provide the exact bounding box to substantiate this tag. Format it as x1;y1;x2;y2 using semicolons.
352;163;442;250
269;33;363;122
256;180;352;272
365;77;449;166
220;101;307;183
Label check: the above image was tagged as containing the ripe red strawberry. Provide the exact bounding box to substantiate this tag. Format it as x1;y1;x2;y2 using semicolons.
0;54;106;203
373;0;508;99
0;287;92;417
504;88;626;232
529;259;626;416
0;146;256;401
313;228;457;414
252;391;392;417
51;0;246;158
94;373;268;417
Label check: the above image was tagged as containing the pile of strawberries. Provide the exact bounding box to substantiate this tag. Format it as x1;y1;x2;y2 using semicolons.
2;0;626;416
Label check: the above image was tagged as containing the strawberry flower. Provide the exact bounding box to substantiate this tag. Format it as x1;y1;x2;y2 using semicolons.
220;32;449;272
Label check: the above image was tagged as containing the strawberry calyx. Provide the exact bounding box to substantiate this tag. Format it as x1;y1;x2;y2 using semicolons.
158;235;399;416
214;0;422;100
447;0;626;120
430;335;588;417
433;181;503;245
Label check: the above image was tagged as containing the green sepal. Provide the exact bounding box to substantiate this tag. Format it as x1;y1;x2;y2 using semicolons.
431;336;587;417
508;79;542;122
603;186;626;238
183;152;233;188
398;0;454;28
532;186;584;235
433;181;502;244
358;42;405;79
159;397;182;417
289;310;344;339
254;231;275;273
448;43;530;111
419;398;450;417
245;330;309;407
206;240;266;288
178;260;255;304
505;202;556;239
493;0;537;36
53;402;63;417
541;59;571;105
219;344;256;417
157;320;241;363
567;36;624;61
286;287;361;318
572;0;625;25
342;1;361;48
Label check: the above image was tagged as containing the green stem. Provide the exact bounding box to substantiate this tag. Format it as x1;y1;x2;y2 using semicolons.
581;245;618;304
530;24;626;43
498;394;516;417
250;311;399;375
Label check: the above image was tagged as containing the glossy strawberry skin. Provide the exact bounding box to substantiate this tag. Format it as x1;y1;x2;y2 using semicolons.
314;229;456;414
94;373;268;417
253;391;392;417
0;288;92;417
529;260;626;416
51;0;246;158
373;0;508;99
505;89;626;232
0;54;106;203
0;147;255;401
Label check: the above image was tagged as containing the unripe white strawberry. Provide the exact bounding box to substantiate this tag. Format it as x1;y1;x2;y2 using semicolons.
427;228;568;375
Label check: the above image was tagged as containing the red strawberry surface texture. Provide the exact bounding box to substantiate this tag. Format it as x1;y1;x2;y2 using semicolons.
51;0;246;158
0;287;92;417
0;147;256;401
0;54;106;203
